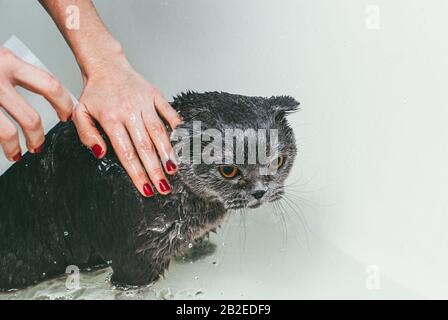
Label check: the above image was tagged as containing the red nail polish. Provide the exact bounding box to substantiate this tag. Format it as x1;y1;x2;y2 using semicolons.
91;144;103;159
34;143;44;154
12;152;21;162
159;179;171;192
143;183;154;197
166;160;176;172
67;114;72;121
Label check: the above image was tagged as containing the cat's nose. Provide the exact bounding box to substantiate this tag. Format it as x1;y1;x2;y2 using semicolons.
252;190;266;200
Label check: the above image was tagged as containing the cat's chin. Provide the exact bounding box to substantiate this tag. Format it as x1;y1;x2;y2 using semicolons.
225;200;265;210
225;202;248;210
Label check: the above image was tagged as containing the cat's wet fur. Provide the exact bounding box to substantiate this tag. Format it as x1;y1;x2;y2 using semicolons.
0;91;298;290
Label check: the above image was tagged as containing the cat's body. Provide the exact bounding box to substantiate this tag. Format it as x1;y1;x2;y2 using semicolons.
0;91;298;290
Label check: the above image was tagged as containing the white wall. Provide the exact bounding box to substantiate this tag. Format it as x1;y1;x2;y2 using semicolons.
1;0;448;298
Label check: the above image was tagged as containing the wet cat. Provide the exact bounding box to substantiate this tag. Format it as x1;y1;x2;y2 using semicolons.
0;91;298;290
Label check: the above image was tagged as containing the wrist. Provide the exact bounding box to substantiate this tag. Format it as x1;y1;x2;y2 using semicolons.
77;38;129;80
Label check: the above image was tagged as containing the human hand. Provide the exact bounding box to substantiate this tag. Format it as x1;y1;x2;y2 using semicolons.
0;47;73;161
72;56;182;197
39;0;182;197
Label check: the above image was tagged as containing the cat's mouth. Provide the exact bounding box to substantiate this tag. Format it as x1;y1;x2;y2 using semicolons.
227;202;263;210
225;198;249;210
248;202;262;209
227;202;261;210
225;192;284;209
226;203;247;210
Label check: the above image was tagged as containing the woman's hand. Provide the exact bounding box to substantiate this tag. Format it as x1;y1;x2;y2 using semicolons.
39;0;182;197
0;46;73;161
73;55;182;197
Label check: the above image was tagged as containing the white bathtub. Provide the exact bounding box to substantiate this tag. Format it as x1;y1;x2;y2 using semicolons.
1;0;447;299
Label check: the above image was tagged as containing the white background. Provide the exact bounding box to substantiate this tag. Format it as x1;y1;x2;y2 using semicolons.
1;0;448;299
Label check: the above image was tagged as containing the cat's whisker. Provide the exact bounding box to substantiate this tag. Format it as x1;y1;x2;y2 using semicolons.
271;202;288;247
238;207;248;253
281;192;317;210
273;201;289;247
280;196;302;224
283;174;315;189
282;186;324;194
283;168;321;189
273;186;318;209
278;195;311;250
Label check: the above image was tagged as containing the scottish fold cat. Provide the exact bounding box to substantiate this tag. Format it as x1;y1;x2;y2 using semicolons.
0;91;299;290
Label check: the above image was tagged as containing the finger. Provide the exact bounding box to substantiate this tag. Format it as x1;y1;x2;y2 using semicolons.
0;85;44;153
0;110;21;161
72;102;107;159
142;108;177;175
103;123;154;197
154;94;183;129
126;116;171;195
12;61;73;121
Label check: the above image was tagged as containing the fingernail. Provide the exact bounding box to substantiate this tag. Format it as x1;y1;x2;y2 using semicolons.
143;183;154;197
67;114;72;121
33;143;44;154
12;152;21;162
159;179;171;193
165;160;176;172
91;144;103;159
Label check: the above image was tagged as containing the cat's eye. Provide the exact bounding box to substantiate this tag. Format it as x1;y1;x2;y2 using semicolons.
219;165;239;179
269;155;285;170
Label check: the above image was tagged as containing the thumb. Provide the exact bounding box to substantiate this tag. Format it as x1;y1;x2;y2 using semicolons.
72;102;107;159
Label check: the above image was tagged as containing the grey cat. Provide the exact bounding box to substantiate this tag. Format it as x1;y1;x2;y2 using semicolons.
0;91;298;290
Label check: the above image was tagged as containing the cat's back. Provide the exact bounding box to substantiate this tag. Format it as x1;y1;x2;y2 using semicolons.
0;122;109;289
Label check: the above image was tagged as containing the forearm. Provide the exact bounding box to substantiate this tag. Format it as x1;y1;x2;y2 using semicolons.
39;0;127;77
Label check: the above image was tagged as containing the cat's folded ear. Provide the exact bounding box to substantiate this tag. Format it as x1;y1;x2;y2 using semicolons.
268;96;300;114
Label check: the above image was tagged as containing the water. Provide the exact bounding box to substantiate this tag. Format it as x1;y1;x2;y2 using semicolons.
0;207;417;300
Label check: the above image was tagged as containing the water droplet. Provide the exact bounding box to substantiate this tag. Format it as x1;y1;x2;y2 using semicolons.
188;243;193;248
63;231;69;236
195;290;205;297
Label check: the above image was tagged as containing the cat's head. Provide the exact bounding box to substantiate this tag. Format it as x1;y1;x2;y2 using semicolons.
171;91;298;210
